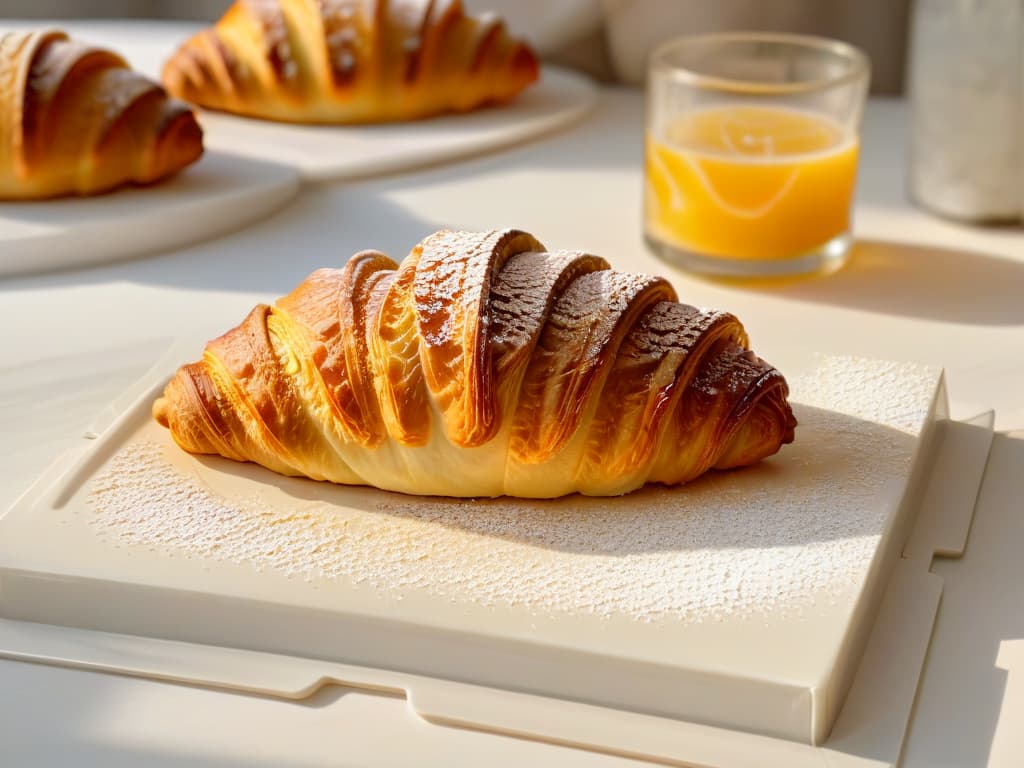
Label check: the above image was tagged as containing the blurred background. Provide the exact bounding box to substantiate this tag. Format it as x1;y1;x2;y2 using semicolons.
3;0;911;94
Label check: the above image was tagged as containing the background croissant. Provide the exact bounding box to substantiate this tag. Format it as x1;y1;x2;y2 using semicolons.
154;229;796;498
0;30;203;200
162;0;539;124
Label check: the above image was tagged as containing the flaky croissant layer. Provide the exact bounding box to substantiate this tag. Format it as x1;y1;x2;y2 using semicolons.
162;0;539;124
154;229;796;497
0;30;203;200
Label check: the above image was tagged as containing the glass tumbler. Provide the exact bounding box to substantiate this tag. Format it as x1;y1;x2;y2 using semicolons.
644;33;870;278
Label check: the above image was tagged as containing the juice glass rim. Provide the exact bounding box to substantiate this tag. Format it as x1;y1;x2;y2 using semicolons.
649;32;870;96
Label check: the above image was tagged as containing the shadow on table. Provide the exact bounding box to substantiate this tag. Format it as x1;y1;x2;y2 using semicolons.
735;239;1024;326
2;656;399;768
898;431;1024;767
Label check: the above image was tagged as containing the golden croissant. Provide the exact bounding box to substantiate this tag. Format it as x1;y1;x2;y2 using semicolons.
161;0;539;124
0;30;203;200
154;229;796;498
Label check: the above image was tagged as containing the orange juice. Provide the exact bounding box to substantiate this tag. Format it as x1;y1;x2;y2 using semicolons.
645;105;859;261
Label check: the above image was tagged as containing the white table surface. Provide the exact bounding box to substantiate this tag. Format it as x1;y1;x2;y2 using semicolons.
2;23;1024;767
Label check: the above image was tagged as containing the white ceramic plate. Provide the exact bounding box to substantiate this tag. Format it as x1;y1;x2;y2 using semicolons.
0;151;299;278
196;67;597;181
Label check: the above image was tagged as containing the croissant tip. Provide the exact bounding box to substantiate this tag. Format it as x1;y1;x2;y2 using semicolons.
152;397;171;428
149;107;204;180
516;44;541;83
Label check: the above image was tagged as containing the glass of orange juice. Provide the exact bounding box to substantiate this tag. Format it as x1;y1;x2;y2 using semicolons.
645;33;870;277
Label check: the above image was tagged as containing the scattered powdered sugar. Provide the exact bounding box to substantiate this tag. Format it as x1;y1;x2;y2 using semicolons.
85;358;937;625
790;355;939;434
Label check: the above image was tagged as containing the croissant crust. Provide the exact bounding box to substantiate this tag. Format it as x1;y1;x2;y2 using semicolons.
0;30;203;200
161;0;540;124
154;229;797;498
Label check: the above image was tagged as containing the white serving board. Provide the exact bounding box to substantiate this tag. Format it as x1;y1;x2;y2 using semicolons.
0;151;299;277
6;21;597;182
0;350;962;749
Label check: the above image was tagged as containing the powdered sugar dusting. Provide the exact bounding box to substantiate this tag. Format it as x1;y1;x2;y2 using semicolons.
86;358;937;625
790;355;939;434
489;251;601;351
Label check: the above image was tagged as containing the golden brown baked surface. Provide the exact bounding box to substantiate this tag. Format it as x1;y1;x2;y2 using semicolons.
154;229;797;497
0;30;203;200
161;0;539;124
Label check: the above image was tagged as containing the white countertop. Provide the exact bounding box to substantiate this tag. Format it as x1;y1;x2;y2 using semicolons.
2;26;1023;765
